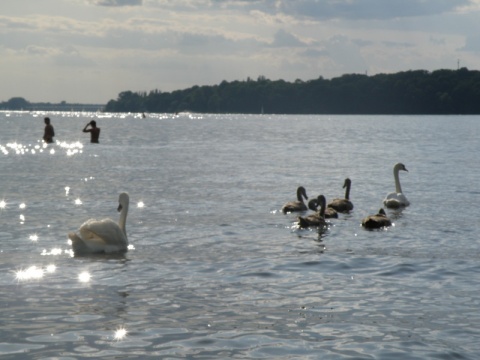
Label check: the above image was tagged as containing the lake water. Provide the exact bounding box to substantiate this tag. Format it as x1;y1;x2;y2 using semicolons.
1;111;479;359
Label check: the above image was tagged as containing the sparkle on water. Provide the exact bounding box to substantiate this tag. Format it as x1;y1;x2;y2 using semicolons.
78;271;91;283
15;266;44;281
114;327;128;341
0;140;83;156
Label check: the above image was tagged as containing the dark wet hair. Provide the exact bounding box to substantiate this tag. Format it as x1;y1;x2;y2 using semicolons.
44;117;50;124
90;120;96;126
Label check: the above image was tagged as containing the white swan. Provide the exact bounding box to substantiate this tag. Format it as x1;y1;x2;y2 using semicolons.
68;192;129;255
384;163;410;209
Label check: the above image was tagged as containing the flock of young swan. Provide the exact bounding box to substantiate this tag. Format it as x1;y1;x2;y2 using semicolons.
282;163;409;231
67;163;408;255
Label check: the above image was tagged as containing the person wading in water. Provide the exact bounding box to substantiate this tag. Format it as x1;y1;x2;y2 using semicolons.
83;120;100;143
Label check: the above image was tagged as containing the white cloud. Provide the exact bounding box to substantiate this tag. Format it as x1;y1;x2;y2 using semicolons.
90;0;142;6
0;0;480;103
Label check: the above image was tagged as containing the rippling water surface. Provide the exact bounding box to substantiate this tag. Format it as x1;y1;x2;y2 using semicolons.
1;111;480;359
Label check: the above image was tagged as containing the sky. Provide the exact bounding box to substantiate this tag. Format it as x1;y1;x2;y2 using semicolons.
1;0;480;104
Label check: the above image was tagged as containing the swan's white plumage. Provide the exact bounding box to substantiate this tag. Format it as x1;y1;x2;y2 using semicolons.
68;192;129;255
383;163;410;208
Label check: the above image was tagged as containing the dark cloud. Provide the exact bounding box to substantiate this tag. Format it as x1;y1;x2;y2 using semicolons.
93;0;142;6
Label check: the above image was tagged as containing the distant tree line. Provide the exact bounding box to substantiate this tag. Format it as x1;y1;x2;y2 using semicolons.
104;68;480;114
0;97;102;112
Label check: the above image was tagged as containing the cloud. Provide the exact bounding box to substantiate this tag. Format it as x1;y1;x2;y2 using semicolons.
323;35;368;73
275;0;471;20
461;34;480;51
90;0;142;6
270;29;306;47
1;0;480;103
301;48;328;58
381;41;415;49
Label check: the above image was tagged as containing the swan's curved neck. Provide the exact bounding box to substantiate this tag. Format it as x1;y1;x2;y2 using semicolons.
297;189;306;202
319;201;326;218
118;204;129;235
394;168;403;193
344;183;351;200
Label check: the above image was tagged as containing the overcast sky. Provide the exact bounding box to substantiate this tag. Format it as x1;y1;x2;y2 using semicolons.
1;0;480;104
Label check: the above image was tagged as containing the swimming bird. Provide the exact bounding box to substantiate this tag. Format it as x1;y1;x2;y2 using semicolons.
282;186;308;213
383;163;410;209
327;178;354;213
308;196;338;218
298;195;327;228
68;192;129;255
361;208;392;229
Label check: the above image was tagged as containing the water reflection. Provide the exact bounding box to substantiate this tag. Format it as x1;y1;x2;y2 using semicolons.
387;208;405;221
14;263;57;281
46;264;56;273
41;248;70;256
15;266;44;281
57;141;83;156
78;271;91;283
114;327;128;341
0;140;83;156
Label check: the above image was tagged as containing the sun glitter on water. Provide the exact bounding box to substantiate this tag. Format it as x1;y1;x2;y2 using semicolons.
78;271;91;283
15;264;57;281
114;327;128;340
15;266;44;281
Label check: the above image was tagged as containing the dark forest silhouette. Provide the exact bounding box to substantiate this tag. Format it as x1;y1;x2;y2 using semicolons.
104;68;480;114
3;68;480;114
